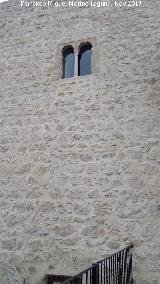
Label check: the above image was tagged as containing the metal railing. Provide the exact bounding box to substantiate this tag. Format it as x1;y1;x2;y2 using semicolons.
62;244;133;284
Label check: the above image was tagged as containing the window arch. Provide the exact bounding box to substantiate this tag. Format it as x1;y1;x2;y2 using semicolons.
62;45;75;78
78;42;92;76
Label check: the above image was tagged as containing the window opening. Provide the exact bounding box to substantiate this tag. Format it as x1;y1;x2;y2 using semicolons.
62;46;75;78
78;42;92;76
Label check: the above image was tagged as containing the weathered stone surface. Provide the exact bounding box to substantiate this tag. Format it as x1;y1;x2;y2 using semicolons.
0;0;160;283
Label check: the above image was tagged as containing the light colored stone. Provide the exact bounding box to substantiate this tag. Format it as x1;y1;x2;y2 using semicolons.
0;0;160;283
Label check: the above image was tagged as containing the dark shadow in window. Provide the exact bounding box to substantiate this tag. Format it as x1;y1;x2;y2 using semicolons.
78;42;92;76
62;45;75;78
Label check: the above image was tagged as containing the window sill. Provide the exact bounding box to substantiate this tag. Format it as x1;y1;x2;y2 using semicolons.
59;73;94;84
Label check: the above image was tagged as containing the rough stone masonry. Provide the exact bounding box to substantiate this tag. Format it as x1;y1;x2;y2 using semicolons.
0;0;160;283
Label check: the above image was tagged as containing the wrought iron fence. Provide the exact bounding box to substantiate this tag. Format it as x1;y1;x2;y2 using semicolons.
62;244;133;284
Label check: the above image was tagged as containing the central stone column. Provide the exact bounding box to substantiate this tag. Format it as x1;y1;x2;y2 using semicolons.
74;50;78;76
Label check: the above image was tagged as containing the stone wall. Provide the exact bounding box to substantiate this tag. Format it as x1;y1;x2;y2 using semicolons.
0;0;160;283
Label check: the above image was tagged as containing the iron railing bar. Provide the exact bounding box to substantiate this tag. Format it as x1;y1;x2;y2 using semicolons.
111;257;113;282
118;252;122;284
109;257;111;283
126;249;133;284
113;254;115;283
86;271;88;284
103;260;105;284
123;248;128;284
100;262;102;284
121;249;124;282
97;263;99;284
90;269;92;284
106;259;108;284
81;275;83;284
62;245;133;284
95;244;133;265
115;254;118;284
117;252;120;284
